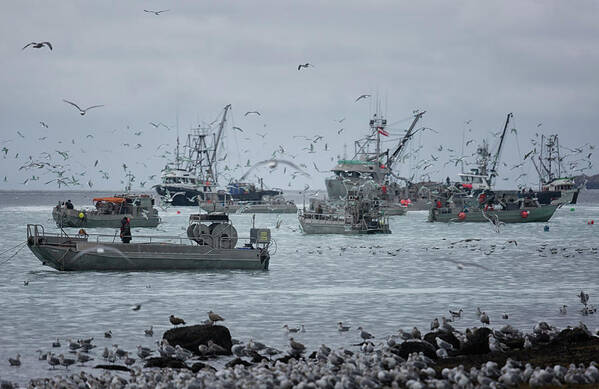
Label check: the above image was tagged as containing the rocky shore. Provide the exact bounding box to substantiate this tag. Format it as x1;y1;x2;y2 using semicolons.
4;320;598;389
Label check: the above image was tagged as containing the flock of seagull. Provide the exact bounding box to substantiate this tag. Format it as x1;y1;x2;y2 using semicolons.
5;290;599;388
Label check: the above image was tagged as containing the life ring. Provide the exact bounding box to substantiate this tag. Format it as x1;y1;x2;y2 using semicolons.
458;212;466;220
520;210;529;218
478;193;487;203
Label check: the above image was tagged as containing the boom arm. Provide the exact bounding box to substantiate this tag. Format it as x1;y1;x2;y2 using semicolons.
209;104;232;181
489;112;513;178
388;111;426;170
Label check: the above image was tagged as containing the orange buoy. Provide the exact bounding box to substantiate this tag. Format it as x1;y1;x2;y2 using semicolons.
520;210;529;218
458;212;466;220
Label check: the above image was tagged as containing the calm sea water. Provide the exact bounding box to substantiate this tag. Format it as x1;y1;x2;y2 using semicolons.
0;190;598;383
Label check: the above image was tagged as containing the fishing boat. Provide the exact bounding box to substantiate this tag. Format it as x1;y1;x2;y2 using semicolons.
154;105;283;206
199;195;297;214
154;105;231;206
299;183;391;234
531;134;580;205
456;113;512;193
428;190;558;223
456;117;579;206
324;110;430;211
52;194;160;228
26;214;271;271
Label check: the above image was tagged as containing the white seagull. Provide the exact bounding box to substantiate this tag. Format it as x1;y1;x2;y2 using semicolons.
62;99;104;116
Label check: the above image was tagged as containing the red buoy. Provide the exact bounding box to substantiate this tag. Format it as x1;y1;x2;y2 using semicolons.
458;212;466;220
520;210;529;218
176;210;181;214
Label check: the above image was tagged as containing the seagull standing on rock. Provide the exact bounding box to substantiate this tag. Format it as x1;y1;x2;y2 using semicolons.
411;327;422;339
430;318;440;331
357;326;374;341
480;312;490;326
208;310;225;324
289;337;305;352
169;315;186;326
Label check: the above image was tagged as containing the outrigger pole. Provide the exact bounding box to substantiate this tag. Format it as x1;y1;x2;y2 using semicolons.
489;112;513;183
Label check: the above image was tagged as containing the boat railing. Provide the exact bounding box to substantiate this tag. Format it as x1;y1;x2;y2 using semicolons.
299;211;346;223
27;224;256;248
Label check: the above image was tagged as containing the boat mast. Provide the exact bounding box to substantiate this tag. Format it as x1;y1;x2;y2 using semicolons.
556;135;561;178
175;136;180;170
209;104;232;182
387;111;425;171
489;112;513;182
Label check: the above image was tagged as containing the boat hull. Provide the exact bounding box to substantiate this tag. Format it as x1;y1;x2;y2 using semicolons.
428;205;558;223
52;208;160;228
298;217;391;235
535;189;579;205
199;202;297;214
27;237;269;271
155;185;283;206
381;205;407;216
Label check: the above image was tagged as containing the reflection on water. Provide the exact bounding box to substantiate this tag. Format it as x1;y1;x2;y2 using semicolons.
0;190;598;382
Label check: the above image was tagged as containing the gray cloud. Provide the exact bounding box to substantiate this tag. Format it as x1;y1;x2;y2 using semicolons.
1;1;598;190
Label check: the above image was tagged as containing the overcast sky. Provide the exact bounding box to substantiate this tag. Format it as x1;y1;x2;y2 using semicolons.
1;1;598;192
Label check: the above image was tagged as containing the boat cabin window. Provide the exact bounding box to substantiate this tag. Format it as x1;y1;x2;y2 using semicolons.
472;177;483;183
165;177;183;184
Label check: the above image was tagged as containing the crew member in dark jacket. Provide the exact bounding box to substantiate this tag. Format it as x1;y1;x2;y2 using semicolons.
120;217;132;243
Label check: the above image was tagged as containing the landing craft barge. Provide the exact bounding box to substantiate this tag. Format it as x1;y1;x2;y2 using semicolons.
27;217;271;271
52;194;160;228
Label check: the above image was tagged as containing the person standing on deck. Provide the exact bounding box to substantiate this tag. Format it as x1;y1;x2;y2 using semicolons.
120;217;132;243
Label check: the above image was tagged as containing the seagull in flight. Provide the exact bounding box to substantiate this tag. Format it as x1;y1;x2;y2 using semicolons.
40;121;49;128
144;9;170;15
62;99;104;116
297;63;313;70
232;126;244;132
23;41;53;51
355;94;371;102
239;159;310;181
245;111;261;116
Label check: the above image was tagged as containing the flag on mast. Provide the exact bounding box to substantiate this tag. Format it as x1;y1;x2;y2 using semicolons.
377;126;389;136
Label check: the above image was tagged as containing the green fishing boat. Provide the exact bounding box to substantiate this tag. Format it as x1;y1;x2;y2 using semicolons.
428;191;558;223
